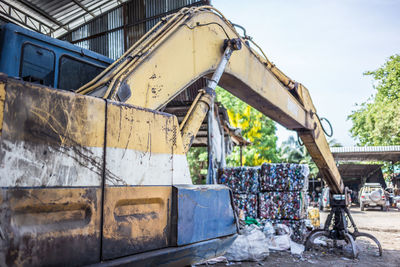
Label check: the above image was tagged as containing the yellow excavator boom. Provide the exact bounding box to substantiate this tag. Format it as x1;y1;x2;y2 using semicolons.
78;6;343;193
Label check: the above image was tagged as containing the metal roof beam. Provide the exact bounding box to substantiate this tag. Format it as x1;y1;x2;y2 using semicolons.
16;0;68;31
0;0;53;35
53;0;116;32
71;0;95;18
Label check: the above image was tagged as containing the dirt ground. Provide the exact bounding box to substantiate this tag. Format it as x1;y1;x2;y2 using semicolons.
213;205;400;267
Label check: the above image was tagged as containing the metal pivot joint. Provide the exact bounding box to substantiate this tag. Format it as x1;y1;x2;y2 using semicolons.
305;189;382;259
180;39;241;154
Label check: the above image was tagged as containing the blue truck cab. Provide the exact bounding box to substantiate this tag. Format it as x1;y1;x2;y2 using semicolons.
0;23;113;91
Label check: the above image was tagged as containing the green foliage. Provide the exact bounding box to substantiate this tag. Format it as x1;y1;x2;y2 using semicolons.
187;147;208;184
215;87;280;166
186;87;280;183
348;54;400;146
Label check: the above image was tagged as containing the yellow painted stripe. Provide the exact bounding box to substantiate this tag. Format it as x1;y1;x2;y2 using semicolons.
2;78;186;154
3;79;105;148
106;101;185;154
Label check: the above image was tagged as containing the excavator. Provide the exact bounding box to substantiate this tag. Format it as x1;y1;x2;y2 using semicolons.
0;5;381;266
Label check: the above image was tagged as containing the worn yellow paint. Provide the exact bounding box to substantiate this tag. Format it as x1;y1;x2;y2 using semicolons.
102;186;172;259
80;9;310;130
180;92;212;153
78;7;343;193
107;101;185;154
3;79;105;148
0;82;5;136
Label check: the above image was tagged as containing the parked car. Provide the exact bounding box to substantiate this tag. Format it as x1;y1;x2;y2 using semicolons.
359;183;386;211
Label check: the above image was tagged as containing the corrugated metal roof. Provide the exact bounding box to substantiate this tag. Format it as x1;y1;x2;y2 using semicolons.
0;0;129;37
331;146;400;153
331;146;400;163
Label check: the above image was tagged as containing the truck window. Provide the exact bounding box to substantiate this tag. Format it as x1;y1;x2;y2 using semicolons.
20;43;55;86
58;55;105;91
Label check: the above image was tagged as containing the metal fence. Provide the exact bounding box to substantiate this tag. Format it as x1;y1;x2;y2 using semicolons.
61;0;209;60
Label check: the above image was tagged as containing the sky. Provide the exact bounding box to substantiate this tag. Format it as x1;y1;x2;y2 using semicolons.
213;0;400;146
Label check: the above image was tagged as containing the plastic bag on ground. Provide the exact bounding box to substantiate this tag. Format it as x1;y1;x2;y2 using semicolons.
268;234;291;251
225;225;269;262
290;240;305;255
268;224;291;251
262;221;275;238
275;223;291;235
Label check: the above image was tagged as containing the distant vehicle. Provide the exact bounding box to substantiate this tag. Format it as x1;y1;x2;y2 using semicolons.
359;183;386;211
319;187;330;211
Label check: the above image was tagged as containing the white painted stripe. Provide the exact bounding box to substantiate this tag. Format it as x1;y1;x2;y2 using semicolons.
105;147;192;186
0;140;192;187
0;140;103;187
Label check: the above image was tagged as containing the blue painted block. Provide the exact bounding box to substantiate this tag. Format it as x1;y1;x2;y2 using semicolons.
172;184;237;246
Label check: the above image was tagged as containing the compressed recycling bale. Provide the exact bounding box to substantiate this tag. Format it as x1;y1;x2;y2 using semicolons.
218;167;260;193
259;163;309;192
258;191;307;220
233;193;258;219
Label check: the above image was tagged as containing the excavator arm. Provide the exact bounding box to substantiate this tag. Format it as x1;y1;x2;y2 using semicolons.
78;6;343;193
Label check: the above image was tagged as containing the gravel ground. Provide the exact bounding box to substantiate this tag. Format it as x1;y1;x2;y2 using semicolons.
211;206;400;267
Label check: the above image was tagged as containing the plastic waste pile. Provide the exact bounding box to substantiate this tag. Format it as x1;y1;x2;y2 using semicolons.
261;219;307;243
258;191;307;220
224;224;270;262
219;163;310;242
259;163;308;192
224;223;305;262
232;193;258;219
218;167;259;193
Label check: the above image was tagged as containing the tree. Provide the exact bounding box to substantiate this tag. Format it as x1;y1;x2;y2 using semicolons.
187;147;208;184
348;54;400;146
215;87;280;166
187;87;280;183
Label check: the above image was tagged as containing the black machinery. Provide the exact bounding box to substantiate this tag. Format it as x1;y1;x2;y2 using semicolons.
305;188;382;258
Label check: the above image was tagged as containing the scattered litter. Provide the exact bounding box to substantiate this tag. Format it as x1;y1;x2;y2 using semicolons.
195;256;228;265
225;225;269;262
313;236;328;246
244;216;260;226
269;234;291;251
262;221;275;238
290;240;305;255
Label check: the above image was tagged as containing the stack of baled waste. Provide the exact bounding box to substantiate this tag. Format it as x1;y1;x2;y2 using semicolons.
218;167;259;219
218;163;309;243
258;163;308;242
